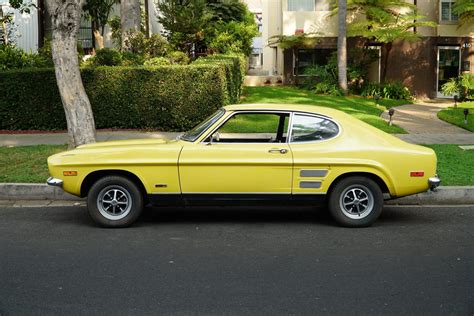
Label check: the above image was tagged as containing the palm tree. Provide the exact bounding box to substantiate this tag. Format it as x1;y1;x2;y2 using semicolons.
452;0;474;27
337;0;348;94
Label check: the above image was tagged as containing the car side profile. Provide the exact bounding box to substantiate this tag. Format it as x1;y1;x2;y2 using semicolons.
47;104;440;228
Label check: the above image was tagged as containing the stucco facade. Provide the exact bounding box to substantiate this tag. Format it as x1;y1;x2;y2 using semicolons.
253;0;473;98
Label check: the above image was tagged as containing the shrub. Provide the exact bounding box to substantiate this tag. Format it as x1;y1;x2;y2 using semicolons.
0;65;229;131
361;81;412;100
193;54;246;104
0;44;51;70
93;48;122;66
441;73;474;101
167;51;189;65
121;51;145;66
123;31;170;58
144;57;171;66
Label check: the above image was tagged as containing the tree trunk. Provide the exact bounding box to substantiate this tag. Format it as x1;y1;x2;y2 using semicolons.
121;0;141;51
293;48;299;86
337;0;348;94
45;0;96;148
381;42;393;82
92;20;104;49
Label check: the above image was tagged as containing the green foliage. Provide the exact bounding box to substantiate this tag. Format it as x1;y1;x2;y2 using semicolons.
452;0;474;26
108;15;122;47
361;81;412;100
123;31;170;58
144;57;171;66
303;49;378;95
121;51;145;66
207;19;258;56
83;0;119;36
193;54;246;103
167;51;190;65
0;65;229;131
268;33;320;50
441;74;474;101
157;0;212;53
0;44;50;70
93;48;122;66
207;0;248;23
341;0;437;43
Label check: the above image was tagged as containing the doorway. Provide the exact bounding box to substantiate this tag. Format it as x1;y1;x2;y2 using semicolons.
437;46;461;98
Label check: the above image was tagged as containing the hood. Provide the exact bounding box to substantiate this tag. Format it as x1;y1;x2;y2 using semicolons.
76;138;170;150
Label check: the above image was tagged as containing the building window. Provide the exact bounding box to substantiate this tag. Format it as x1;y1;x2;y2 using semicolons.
440;0;458;22
288;0;314;11
296;48;336;75
287;0;329;11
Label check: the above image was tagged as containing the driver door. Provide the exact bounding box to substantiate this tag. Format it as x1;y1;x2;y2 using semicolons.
178;112;293;194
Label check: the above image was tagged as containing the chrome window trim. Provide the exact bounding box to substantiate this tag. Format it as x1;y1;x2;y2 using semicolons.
182;108;226;142
288;113;341;144
199;110;293;145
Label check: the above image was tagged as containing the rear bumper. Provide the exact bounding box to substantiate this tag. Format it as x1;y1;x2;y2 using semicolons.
429;176;441;191
47;177;63;187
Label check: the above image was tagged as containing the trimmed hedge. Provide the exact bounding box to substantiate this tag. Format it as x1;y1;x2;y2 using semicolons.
0;65;228;131
193;54;246;104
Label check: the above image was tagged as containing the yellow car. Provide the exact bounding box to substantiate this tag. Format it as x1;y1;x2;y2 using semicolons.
47;104;440;228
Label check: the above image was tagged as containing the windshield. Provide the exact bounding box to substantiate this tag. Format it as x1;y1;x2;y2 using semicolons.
180;108;225;142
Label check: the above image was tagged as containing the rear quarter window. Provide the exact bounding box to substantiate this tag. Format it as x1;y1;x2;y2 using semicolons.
290;114;339;142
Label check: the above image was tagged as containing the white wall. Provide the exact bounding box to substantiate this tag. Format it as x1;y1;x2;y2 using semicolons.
1;0;38;52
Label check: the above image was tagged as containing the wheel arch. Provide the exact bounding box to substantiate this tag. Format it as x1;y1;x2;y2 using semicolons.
328;172;391;196
80;170;148;200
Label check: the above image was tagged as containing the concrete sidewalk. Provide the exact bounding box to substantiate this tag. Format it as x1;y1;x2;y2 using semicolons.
381;101;473;144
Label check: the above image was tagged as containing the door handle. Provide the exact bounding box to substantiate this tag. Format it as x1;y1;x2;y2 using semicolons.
268;148;288;154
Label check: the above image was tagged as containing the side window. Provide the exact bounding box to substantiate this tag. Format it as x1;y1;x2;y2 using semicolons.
208;112;289;143
290;114;339;142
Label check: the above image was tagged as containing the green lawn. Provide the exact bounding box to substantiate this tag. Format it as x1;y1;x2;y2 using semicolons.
0;145;67;183
437;101;474;132
425;144;474;186
1;144;472;186
241;86;408;134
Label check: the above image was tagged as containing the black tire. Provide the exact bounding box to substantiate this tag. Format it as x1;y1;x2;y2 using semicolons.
328;176;383;227
87;176;144;228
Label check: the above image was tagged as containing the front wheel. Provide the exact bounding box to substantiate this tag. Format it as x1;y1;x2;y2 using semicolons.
328;176;383;227
87;176;144;228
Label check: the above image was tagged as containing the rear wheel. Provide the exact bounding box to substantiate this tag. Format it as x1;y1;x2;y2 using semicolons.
328;176;383;227
87;176;144;228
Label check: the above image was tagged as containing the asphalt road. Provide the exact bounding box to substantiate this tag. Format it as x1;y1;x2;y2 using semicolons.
0;205;473;315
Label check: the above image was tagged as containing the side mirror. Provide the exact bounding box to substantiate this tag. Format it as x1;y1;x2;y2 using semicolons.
206;132;220;145
212;132;220;142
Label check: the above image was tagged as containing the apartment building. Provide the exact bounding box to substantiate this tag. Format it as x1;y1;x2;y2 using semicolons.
254;0;473;98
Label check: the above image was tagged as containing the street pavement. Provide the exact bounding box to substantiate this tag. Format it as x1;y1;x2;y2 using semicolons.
0;205;473;315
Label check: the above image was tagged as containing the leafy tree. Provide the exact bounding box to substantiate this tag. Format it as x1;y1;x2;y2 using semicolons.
83;0;119;49
452;0;474;27
332;0;436;82
268;33;320;85
157;0;212;55
206;0;247;23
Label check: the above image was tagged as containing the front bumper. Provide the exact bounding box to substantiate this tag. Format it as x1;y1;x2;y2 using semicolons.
47;177;63;187
429;176;441;191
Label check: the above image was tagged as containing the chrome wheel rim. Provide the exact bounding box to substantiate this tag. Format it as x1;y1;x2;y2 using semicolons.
339;184;374;219
97;185;132;220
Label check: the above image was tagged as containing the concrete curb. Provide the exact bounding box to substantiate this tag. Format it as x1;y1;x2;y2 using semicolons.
0;183;83;201
1;183;473;205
